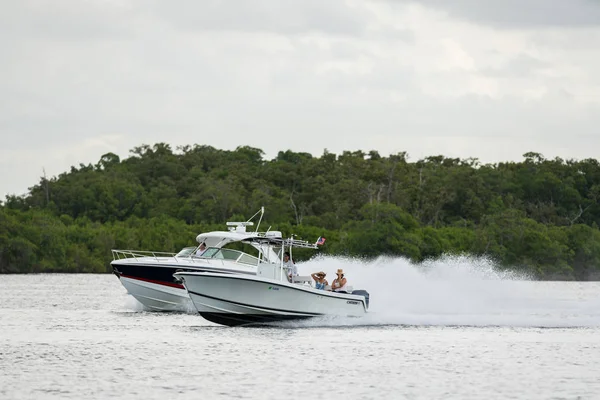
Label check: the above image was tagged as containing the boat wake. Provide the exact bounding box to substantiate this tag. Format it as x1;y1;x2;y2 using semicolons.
278;254;600;329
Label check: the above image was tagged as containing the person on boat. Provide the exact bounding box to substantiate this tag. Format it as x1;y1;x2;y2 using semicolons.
195;242;207;256
283;252;297;281
330;269;348;292
311;271;328;290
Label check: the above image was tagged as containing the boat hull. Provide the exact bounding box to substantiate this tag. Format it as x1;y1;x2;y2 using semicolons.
176;272;369;326
112;260;256;312
199;312;314;327
119;274;193;312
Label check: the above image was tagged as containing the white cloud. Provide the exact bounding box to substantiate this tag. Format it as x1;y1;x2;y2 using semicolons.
1;0;599;198
0;134;127;197
409;0;600;28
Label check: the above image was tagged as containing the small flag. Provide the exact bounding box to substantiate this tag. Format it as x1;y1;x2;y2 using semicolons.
315;236;326;246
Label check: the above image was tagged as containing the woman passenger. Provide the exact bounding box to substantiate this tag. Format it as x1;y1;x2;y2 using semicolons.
330;269;348;292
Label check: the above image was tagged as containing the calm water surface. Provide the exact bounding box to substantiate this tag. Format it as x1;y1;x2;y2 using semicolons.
1;271;600;399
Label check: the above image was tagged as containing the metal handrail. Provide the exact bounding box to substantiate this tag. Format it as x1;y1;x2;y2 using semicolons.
110;248;262;266
111;249;180;262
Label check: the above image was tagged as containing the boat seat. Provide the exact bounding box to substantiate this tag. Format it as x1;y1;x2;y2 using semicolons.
292;275;312;284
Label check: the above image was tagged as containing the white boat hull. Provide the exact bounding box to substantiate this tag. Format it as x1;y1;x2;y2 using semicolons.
175;272;369;326
112;258;257;312
119;275;194;312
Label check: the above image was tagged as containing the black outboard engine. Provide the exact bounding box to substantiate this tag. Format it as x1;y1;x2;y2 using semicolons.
351;290;370;308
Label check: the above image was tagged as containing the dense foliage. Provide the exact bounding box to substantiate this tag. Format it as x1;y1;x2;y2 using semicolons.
2;143;600;280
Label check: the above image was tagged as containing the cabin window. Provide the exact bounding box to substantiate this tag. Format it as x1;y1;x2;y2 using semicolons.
218;249;241;260
175;247;196;257
201;248;219;258
238;253;259;265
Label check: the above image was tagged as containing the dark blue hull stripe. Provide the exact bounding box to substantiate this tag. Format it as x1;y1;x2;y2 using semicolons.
200;312;313;327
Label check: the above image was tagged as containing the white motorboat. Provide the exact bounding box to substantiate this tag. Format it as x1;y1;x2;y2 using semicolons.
174;236;370;326
111;208;284;312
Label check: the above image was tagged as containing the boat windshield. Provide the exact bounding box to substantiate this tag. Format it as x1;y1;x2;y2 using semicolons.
201;247;260;266
175;247;197;257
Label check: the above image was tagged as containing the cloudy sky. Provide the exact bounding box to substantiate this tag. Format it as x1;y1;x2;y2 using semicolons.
1;0;599;198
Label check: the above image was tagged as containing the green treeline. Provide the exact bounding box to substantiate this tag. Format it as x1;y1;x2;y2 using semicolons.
2;143;600;279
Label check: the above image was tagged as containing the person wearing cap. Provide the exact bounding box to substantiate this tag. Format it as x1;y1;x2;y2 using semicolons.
330;269;348;292
311;271;328;290
195;242;207;256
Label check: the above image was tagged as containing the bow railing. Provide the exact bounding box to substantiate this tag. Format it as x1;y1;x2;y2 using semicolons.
111;249;180;262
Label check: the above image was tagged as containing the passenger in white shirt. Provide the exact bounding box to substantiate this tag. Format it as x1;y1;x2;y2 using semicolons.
195;242;207;256
330;269;348;292
283;252;297;281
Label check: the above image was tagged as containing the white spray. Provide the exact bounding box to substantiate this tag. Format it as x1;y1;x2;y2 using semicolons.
292;254;600;328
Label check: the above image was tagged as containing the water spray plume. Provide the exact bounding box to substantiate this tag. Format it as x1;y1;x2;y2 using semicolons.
292;254;600;328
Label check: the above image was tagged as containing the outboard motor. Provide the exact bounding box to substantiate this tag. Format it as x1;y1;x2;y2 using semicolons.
351;290;370;308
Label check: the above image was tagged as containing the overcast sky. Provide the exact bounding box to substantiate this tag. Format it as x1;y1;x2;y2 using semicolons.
1;0;599;198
